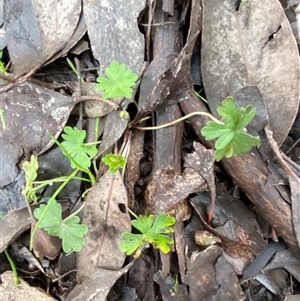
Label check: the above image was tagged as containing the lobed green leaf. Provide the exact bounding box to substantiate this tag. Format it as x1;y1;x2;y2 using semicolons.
61;126;97;169
22;155;39;202
34;201;62;236
59;218;88;253
120;212;175;257
96;61;138;99
149;212;176;235
214;147;229;162
201;122;231;140
203;97;260;161
120;232;145;255
215;131;234;150
131;215;154;234
235;107;257;131
102;154;127;174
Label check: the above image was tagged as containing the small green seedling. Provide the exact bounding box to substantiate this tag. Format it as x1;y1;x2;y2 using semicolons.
66;57;84;82
120;212;176;258
173;274;179;293
22;155;39;203
201;96;260;161
102;154;127;174
194;89;208;104
23;126;98;253
96;60;138;99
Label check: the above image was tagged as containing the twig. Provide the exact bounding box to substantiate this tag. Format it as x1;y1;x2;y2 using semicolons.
264;125;298;179
146;0;156;62
75;57;83;130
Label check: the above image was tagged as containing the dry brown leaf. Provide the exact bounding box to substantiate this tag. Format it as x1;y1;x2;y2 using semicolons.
201;0;299;146
76;171;131;283
0;82;78;188
96;110;129;157
4;0;82;76
184;142;215;222
0;207;31;253
32;228;62;260
0;271;56;301
66;262;135;301
83;0;145;76
124;129;145;208
184;245;243;301
144;166;207;215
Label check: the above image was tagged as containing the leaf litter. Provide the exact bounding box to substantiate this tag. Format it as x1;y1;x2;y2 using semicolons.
0;0;300;300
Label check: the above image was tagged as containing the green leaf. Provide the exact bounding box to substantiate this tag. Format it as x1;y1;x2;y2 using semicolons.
120;233;145;255
120;212;176;257
224;142;234;158
201;122;231;140
214;131;235;150
235;107;257;131
96;61;138;99
34;200;62;236
61;126;97;169
34;199;88;253
59;217;88;253
215;147;229;162
217;97;235;116
102;154;127;174
149;212;176;235
23;155;38;183
232;131;260;155
131;215;154;234
202;97;260;161
150;233;174;253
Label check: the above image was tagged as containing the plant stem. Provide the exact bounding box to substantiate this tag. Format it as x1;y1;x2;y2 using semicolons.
29;176;91;200
76;95;119;110
84;141;102;146
194;90;208;104
4;249;20;285
0;214;19;285
63;202;86;222
127;207;139;220
66;58;84;82
33;176;91;185
132;111;222;130
92;117;100;174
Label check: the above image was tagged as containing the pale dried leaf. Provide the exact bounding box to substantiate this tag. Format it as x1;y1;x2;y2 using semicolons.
144;166;207;215
201;0;299;146
0;207;30;253
0;82;77;187
77;171;131;283
4;0;81;76
0;271;56;301
67;262;134;301
83;0;145;76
